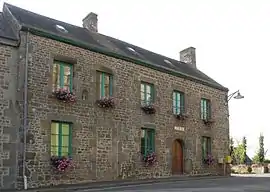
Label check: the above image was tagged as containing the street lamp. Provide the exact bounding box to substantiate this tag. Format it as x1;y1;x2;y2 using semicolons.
227;90;244;101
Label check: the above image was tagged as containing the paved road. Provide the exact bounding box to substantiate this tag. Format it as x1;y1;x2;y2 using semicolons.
80;175;270;192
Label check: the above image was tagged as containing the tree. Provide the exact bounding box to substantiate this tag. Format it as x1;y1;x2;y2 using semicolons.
242;136;247;163
258;133;265;163
229;137;234;156
234;144;246;164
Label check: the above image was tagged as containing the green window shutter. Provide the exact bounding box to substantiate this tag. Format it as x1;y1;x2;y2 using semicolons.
150;130;155;152
150;85;155;103
143;83;147;103
207;137;211;154
180;93;185;113
175;92;179;114
207;100;211;119
69;64;73;92
172;91;176;114
200;99;204;119
101;72;105;97
58;123;62;157
68;123;72;157
59;63;64;88
109;75;113;96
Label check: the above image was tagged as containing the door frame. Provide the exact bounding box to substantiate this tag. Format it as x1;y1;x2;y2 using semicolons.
172;139;184;174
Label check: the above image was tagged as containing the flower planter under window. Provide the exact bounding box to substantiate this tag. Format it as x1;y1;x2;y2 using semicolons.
50;156;73;172
203;119;214;125
203;154;214;165
142;152;157;166
96;97;115;108
53;88;76;103
141;104;156;114
176;113;188;120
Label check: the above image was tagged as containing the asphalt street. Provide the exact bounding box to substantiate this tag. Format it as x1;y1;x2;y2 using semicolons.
80;174;270;192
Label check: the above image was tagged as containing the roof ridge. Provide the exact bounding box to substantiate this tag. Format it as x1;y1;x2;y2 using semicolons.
4;3;83;29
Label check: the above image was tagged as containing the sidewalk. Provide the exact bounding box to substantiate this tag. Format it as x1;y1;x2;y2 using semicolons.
12;173;230;192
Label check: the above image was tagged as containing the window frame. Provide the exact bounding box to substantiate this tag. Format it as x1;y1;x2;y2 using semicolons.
200;98;211;120
202;136;211;160
52;61;73;92
97;71;113;98
140;128;155;157
140;82;154;105
172;90;185;115
50;121;72;157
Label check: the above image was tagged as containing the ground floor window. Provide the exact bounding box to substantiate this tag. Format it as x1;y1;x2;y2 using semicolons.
51;121;72;157
141;128;155;156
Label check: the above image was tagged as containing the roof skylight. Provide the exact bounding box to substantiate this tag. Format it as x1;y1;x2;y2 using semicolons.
56;24;68;33
126;47;137;54
164;59;173;65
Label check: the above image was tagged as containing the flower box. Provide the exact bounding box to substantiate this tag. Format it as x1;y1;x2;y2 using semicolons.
142;152;157;166
141;104;156;114
53;88;75;103
203;118;214;125
176;113;188;120
203;154;214;165
50;156;73;172
96;97;115;108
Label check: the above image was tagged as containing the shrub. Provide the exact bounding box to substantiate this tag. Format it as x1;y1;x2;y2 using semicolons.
247;166;252;173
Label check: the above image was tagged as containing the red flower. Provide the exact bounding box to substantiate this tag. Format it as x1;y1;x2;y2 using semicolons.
96;97;115;108
53;88;76;103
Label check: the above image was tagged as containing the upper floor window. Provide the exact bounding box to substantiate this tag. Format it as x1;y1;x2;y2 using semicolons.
52;61;73;92
51;121;72;157
97;71;113;98
201;98;211;120
173;91;185;115
141;82;154;105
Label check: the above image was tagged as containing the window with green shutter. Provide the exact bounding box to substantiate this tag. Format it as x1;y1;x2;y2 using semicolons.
52;61;73;92
141;82;154;105
97;71;113;98
202;136;211;160
173;91;185;115
200;98;211;120
51;122;72;157
141;128;155;156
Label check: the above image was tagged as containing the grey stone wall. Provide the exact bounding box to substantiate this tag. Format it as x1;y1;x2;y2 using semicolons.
12;33;229;189
0;43;20;190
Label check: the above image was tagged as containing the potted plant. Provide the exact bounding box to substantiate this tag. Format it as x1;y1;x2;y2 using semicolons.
142;152;157;166
141;103;156;114
50;156;73;172
96;97;115;108
203;118;214;125
203;154;214;165
176;113;188;120
53;88;76;103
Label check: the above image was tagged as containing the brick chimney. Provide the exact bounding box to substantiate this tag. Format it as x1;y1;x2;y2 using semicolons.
180;47;196;68
83;12;98;32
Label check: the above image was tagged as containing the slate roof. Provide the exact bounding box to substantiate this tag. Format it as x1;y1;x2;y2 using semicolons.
0;12;17;40
2;3;228;91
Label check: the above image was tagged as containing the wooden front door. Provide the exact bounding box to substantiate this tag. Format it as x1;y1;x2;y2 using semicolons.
172;139;183;174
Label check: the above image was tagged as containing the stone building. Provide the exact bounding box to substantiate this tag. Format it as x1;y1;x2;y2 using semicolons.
0;3;230;190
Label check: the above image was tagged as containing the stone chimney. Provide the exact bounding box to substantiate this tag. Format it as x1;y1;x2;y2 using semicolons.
83;12;98;32
180;47;196;68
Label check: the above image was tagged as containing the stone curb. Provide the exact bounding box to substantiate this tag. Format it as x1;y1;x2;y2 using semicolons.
16;174;230;192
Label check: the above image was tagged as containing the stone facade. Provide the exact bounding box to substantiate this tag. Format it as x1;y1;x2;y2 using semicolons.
1;31;229;189
0;43;20;190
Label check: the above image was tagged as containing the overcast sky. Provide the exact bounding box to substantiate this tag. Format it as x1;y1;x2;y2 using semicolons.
1;0;269;158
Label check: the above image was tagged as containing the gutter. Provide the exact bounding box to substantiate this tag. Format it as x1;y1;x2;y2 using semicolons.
20;26;229;92
23;30;29;190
